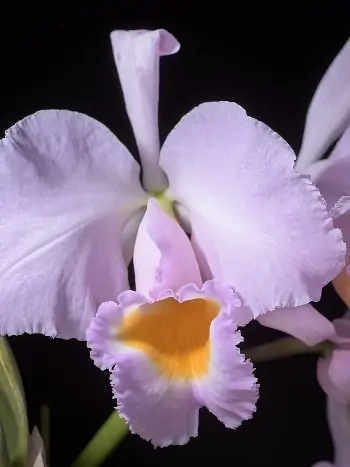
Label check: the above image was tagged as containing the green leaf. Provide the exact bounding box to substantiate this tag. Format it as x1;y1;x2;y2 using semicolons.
0;422;12;467
0;337;28;466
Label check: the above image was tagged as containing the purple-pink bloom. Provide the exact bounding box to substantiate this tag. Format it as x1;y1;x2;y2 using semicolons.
296;37;350;172
257;303;335;347
87;199;258;447
259;36;350;343
293;36;350;308
312;397;350;467
303;126;350;307
317;311;350;404
0;28;344;340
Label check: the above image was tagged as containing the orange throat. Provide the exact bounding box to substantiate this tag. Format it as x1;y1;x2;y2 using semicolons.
117;297;220;381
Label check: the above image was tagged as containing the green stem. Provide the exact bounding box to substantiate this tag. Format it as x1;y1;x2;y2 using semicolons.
245;336;332;363
70;412;128;467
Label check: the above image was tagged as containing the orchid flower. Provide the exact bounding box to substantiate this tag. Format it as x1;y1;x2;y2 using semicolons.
292;39;350;464
312;397;350;467
294;36;350;307
257;37;350;345
0;28;344;344
301;125;350;308
87;198;258;446
296;37;350;173
317;311;350;405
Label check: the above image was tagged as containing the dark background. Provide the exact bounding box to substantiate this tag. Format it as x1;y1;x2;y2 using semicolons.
1;2;350;466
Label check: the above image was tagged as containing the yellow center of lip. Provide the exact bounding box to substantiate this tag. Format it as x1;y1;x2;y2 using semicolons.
117;297;220;380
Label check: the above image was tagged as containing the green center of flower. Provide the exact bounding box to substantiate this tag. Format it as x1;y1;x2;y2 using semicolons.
152;191;177;220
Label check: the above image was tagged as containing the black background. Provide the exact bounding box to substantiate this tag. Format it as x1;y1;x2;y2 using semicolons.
1;2;350;466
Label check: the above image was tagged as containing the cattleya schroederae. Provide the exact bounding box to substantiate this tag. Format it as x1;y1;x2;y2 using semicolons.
0;28;348;447
311;397;350;467
293;37;350;467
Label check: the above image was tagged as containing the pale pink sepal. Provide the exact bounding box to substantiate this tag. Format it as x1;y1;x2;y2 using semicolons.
296;37;350;172
257;304;336;346
111;29;180;192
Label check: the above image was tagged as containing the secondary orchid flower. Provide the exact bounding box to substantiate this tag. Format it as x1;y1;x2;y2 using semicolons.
312;398;350;467
294;36;350;308
258;37;350;343
302;127;350;308
291;41;350;462
317;311;350;405
87;199;258;447
296;37;350;173
0;28;344;341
